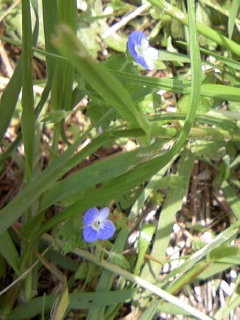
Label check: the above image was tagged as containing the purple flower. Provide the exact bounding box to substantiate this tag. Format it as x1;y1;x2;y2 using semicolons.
83;208;115;243
127;31;158;70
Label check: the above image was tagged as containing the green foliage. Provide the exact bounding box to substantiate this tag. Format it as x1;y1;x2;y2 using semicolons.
0;0;240;319
107;251;131;270
55;215;84;254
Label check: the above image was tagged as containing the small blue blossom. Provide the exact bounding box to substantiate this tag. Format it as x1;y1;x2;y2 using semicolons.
83;208;115;243
128;31;159;70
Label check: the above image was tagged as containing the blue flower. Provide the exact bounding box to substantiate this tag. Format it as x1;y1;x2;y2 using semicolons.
128;31;158;70
83;208;115;243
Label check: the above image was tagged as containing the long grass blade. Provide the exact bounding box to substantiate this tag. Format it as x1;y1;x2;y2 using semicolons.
228;0;240;39
21;0;35;179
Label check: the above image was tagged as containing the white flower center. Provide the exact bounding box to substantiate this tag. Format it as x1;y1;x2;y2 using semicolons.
92;218;104;231
135;44;144;57
135;38;149;57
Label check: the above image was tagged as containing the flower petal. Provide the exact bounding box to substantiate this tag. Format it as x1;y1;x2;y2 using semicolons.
98;207;109;221
134;55;150;70
137;47;158;70
83;226;99;242
98;220;115;241
128;31;147;61
83;208;98;226
141;56;154;70
144;47;159;61
140;38;149;50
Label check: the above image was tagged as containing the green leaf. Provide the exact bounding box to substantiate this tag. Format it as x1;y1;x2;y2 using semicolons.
196;258;240;281
108;252;131;271
51;286;69;320
158;50;190;63
114;71;240;102
208;245;239;261
221;181;240;220
178;95;211;114
8;290;135;320
21;0;36;178
134;224;156;275
200;47;240;71
0;0;41;143
0;231;20;275
228;0;240;39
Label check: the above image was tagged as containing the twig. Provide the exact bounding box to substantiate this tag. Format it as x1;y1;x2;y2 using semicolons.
102;3;151;39
0;0;21;23
0;43;13;77
0;247;50;297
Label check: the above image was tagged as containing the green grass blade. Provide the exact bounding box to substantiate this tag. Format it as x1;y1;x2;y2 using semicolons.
196;258;240;281
0;231;20;275
158;50;190;63
179;41;240;70
228;0;240;39
57;0;77;111
139;300;160;320
157;0;201;162
8;289;135;320
221;181;240;220
134;224;155;275
21;0;35;178
49;0;77;148
35;0;58;117
183;0;201;132
0;0;39;143
54;2;77;111
148;113;237;131
42;0;58;77
201;46;240;70
114;71;240;102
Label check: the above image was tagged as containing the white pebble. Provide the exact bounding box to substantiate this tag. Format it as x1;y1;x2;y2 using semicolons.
220;280;234;296
230;270;237;280
103;6;113;15
173;223;180;233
